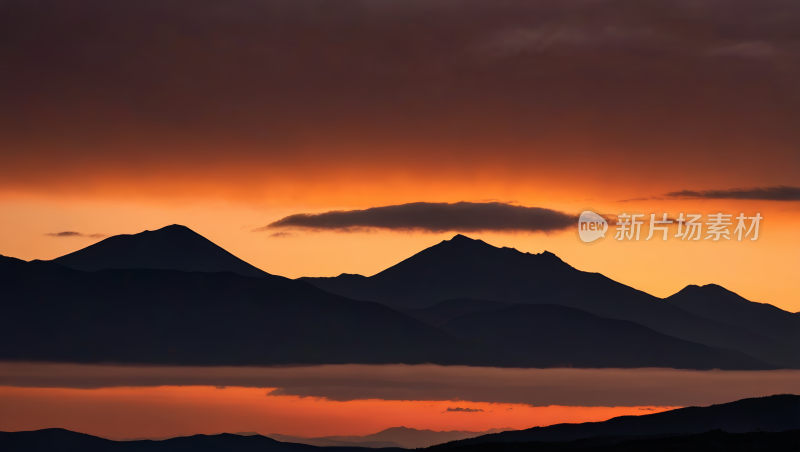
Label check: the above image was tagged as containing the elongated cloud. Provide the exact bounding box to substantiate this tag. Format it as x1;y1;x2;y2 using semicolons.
45;231;107;239
3;363;799;408
257;202;577;233
665;186;800;201
444;407;485;413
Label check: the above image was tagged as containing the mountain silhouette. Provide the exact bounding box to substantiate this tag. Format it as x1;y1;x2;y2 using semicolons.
667;284;800;349
301;235;800;368
439;304;773;370
53;224;269;278
0;429;391;452
264;434;401;449
0;257;483;366
403;299;516;327
316;427;517;449
431;394;800;447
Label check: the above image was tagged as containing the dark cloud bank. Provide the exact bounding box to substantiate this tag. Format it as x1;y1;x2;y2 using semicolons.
1;363;799;408
258;202;577;233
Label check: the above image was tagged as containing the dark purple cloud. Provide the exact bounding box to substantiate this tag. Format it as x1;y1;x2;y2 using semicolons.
665;186;800;201
444;407;485;413
257;202;577;233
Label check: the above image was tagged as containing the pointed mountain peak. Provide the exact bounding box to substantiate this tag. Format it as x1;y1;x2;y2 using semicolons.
52;224;270;278
442;234;493;247
450;234;475;242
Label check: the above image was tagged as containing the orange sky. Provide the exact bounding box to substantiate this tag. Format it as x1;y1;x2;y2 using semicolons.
0;385;677;439
2;1;799;442
1;195;797;312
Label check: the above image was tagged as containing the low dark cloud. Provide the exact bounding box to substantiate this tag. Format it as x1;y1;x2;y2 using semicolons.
45;231;107;239
1;363;799;408
257;202;577;233
665;186;800;201
444;407;485;413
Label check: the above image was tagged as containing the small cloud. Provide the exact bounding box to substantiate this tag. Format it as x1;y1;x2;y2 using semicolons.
267;232;295;239
638;407;655;411
665;186;800;201
443;407;485;413
45;231;107;239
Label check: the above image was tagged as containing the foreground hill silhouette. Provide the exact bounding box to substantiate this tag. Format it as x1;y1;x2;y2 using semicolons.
3;396;798;451
427;430;800;451
430;394;800;447
53;224;269;278
0;429;391;452
302;235;800;368
0;257;480;366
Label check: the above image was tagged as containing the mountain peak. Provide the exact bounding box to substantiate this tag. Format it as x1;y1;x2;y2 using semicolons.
676;283;738;297
450;234;475;242
52;224;270;278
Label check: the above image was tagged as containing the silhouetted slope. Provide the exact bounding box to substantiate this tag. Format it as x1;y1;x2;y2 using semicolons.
302;235;800;368
53;224;269;278
432;395;800;447
429;430;800;451
403;299;516;327
667;284;800;349
0;258;479;366
440;304;774;370
0;429;387;452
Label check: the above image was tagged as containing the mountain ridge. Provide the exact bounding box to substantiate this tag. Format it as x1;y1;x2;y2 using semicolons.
53;224;270;278
300;235;800;368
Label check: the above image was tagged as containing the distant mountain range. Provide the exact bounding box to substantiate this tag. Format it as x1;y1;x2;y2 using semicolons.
2;396;798;451
302;235;800;368
263;427;517;449
0;257;479;366
0;225;796;369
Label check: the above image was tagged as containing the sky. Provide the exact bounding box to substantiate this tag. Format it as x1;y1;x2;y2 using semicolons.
1;0;799;311
1;0;799;439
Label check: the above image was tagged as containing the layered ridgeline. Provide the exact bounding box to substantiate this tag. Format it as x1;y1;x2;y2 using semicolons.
0;226;789;369
302;235;800;368
0;256;477;366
